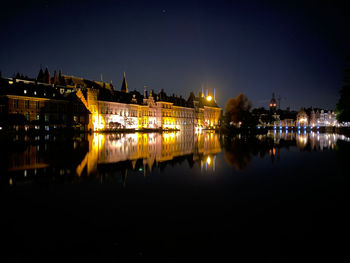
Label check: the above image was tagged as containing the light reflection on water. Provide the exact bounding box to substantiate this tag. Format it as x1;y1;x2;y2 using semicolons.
3;131;350;185
267;130;350;150
84;131;221;176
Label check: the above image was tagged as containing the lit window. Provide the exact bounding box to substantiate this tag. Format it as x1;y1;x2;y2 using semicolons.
34;91;37;95
24;90;27;94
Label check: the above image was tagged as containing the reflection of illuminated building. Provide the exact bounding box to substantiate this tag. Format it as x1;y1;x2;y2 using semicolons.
296;134;308;149
201;155;216;173
266;130;349;150
80;131;221;176
8;145;48;172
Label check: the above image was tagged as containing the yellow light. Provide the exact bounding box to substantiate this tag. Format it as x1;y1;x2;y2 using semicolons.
92;113;105;131
207;156;211;165
206;96;212;102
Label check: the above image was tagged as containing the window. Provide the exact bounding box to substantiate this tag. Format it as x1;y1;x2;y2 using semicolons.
13;99;18;108
36;114;40;120
36;101;40;109
25;100;29;109
24;90;27;94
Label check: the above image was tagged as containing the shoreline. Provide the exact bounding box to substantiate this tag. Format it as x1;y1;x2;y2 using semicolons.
1;126;349;137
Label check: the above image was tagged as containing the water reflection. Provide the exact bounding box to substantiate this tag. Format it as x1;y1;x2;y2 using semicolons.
4;131;221;185
224;135;273;170
223;131;350;170
83;131;221;177
266;130;350;150
3;131;350;185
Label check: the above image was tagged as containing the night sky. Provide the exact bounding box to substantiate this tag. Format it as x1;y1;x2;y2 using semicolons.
1;0;350;110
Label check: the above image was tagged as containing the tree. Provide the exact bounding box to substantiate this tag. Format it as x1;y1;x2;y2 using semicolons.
225;93;254;127
336;58;350;122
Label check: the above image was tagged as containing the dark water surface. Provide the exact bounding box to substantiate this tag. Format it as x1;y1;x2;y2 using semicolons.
1;131;349;262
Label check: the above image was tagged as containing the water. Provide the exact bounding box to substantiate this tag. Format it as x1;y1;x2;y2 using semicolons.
1;131;349;262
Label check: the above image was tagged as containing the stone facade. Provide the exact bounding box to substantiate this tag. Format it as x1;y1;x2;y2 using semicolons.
0;70;222;132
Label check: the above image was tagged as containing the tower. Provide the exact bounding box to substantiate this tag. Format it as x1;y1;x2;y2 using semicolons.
121;72;128;93
269;93;277;111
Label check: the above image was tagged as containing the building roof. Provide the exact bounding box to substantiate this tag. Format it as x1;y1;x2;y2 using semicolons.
60;74;114;90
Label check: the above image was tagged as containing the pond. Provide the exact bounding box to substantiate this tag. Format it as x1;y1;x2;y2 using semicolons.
1;131;349;262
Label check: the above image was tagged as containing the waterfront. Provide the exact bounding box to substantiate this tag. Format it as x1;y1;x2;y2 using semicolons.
2;131;349;261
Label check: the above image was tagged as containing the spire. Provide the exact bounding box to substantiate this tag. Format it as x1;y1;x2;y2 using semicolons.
121;72;128;93
53;70;59;85
37;68;44;82
214;88;216;102
43;67;51;84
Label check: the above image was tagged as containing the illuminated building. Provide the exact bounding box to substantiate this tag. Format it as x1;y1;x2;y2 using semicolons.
0;74;89;132
269;93;277;111
296;109;308;126
82;74;221;131
0;69;221;132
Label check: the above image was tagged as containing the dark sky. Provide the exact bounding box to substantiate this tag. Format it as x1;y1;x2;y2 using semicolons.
1;0;350;110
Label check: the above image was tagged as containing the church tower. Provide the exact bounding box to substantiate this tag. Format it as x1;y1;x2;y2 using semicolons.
121;72;128;93
269;93;277;111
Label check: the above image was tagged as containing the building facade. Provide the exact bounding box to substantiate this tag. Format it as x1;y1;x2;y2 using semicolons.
0;69;222;132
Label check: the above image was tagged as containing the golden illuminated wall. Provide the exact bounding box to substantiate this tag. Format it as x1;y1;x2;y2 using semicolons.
86;88;100;131
203;106;221;127
86;89;221;131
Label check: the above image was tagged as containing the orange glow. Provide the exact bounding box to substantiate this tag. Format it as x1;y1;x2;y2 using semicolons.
207;156;211;165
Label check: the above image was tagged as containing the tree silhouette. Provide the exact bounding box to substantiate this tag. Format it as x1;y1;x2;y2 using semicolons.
336;58;350;122
225;93;254;127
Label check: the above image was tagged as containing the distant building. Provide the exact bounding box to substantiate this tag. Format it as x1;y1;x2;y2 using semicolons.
269;93;277;111
296;109;308;126
297;108;338;127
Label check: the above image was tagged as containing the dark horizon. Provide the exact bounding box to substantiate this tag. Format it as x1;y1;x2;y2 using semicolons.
1;0;350;111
